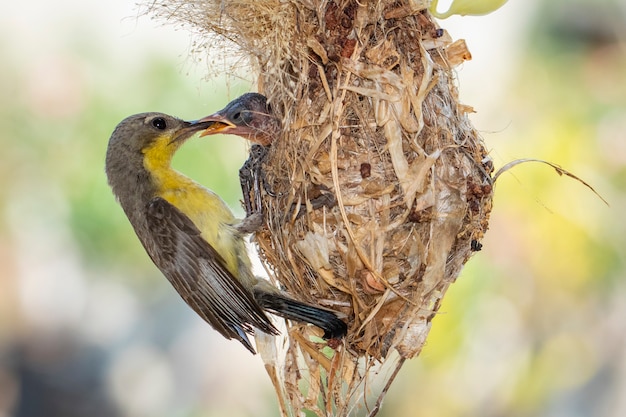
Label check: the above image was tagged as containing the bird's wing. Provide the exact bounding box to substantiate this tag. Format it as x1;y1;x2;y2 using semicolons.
145;197;278;353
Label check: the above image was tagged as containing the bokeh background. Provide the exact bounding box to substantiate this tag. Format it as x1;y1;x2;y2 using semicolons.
0;0;624;416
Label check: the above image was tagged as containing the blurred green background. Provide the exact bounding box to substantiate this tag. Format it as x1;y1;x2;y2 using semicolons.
0;0;623;416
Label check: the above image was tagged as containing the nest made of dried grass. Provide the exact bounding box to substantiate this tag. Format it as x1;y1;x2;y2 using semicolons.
146;1;494;415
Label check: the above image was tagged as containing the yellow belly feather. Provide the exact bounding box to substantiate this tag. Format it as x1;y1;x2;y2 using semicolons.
142;136;245;278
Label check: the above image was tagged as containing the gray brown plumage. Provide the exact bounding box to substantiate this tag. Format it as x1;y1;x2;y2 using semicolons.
105;112;346;354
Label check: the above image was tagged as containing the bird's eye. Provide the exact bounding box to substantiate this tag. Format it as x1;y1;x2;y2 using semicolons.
152;117;167;130
232;112;242;123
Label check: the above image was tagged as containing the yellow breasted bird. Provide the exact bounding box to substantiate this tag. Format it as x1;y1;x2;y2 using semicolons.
105;113;346;354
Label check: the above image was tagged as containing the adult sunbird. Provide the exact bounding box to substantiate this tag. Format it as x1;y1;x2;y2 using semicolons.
105;113;346;354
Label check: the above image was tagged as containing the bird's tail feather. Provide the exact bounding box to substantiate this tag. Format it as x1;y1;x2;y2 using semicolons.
254;290;347;339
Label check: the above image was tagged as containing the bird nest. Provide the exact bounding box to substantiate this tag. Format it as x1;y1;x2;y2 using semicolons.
146;1;493;415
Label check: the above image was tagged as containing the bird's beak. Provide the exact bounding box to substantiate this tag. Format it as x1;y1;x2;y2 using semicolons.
172;120;220;144
196;112;237;137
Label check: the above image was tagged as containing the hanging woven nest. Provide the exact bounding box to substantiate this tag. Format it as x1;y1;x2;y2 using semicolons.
146;1;494;415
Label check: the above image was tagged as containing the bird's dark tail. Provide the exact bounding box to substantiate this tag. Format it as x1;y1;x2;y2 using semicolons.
254;290;348;339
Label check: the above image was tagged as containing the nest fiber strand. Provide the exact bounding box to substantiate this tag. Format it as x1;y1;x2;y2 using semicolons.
147;1;493;415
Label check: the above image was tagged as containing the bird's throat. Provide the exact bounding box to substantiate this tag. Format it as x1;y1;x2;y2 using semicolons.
142;135;178;170
141;136;188;193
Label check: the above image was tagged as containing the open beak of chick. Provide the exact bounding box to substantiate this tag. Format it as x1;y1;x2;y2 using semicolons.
196;112;239;138
195;93;278;146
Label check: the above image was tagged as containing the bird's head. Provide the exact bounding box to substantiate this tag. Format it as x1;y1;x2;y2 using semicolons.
105;113;217;211
198;93;279;146
107;113;216;157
